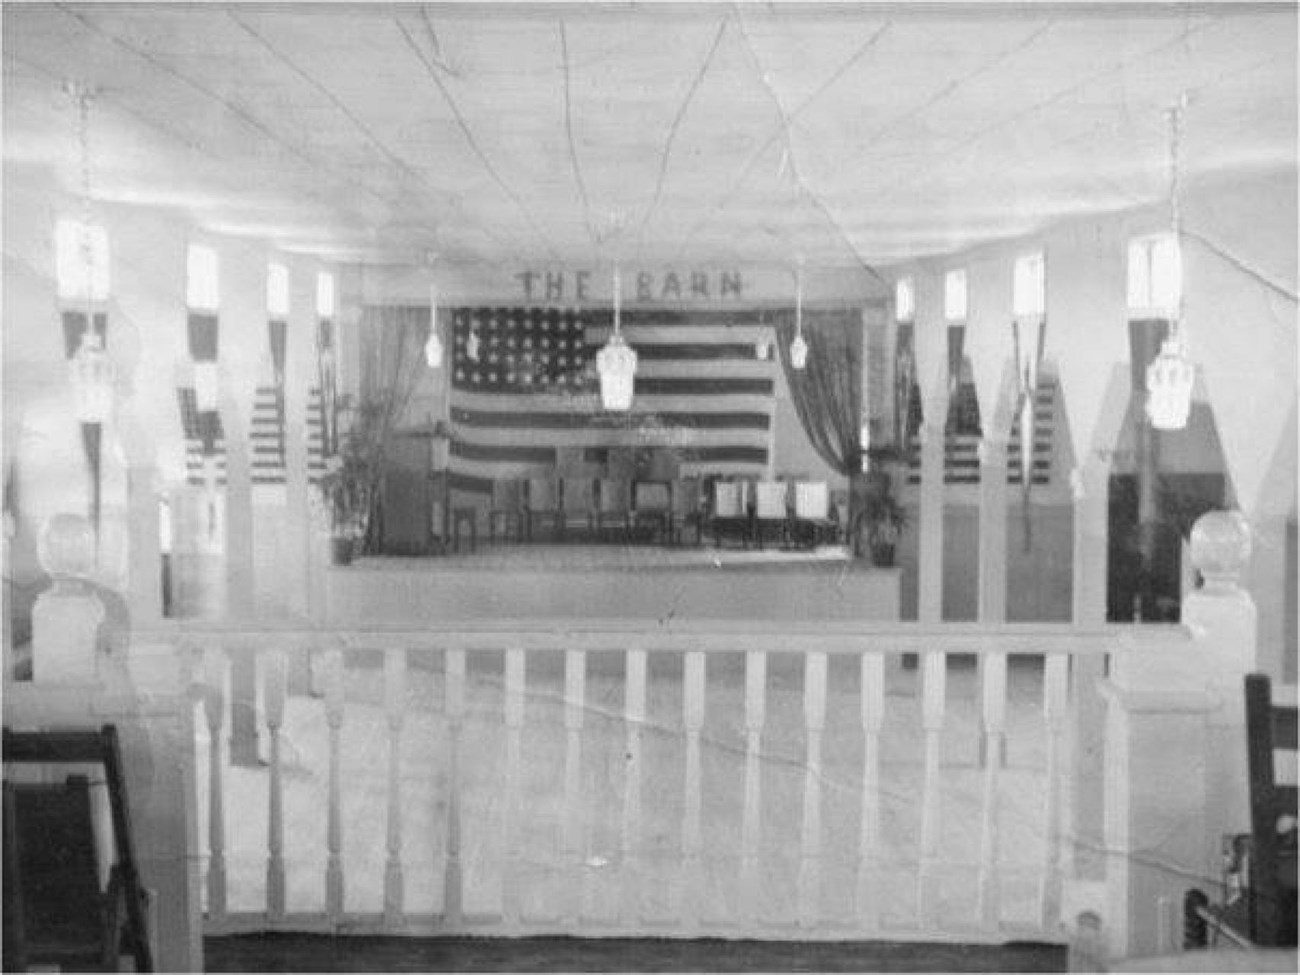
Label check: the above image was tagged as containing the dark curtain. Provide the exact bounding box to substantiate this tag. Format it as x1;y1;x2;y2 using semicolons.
354;306;430;553
774;306;866;535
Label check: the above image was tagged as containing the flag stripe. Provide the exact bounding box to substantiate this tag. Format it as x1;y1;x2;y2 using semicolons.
450;407;771;432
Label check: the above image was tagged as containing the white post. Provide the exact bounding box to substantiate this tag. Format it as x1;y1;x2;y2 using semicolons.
1183;511;1257;877
977;437;1009;623
31;514;103;684
1099;627;1213;961
917;421;946;624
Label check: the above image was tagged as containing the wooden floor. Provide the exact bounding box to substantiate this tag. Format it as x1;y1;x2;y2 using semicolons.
203;934;1067;972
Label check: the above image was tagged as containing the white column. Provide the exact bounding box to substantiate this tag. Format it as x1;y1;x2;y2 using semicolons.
917;420;946;623
977;437;1009;623
125;464;163;624
283;260;317;618
1068;460;1110;883
1100;629;1213;961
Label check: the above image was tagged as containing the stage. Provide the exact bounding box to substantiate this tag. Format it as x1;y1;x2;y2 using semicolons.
323;545;901;624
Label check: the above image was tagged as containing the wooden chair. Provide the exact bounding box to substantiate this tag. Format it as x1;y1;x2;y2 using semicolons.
790;481;836;548
710;480;752;548
595;478;633;542
487;478;525;543
559;477;596;541
1184;673;1297;950
2;726;153;972
524;476;562;542
632;481;672;544
752;481;789;550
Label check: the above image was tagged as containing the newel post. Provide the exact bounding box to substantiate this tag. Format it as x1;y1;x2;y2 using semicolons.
1182;511;1257;873
1099;625;1213;961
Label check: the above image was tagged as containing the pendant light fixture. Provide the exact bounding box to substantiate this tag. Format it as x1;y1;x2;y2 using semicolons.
596;266;637;411
65;81;113;539
425;282;444;368
789;260;808;370
1145;94;1195;431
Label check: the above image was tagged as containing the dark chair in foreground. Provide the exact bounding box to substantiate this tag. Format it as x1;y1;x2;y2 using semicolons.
3;726;153;972
487;478;525;543
1184;673;1297;950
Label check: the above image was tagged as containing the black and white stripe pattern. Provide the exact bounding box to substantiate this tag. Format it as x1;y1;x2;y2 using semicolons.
181;385;327;488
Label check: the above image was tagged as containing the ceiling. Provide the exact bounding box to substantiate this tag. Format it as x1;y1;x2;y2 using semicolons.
3;2;1296;271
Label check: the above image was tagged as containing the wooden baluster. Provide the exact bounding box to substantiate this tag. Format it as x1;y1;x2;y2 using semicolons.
203;647;227;923
443;648;466;927
502;648;526;931
562;649;587;926
916;650;946;930
323;646;345;922
856;653;886;933
740;650;766;929
679;651;706;931
797;652;827;929
383;651;407;928
976;650;1008;932
620;649;647;927
1039;654;1069;929
265;649;287;923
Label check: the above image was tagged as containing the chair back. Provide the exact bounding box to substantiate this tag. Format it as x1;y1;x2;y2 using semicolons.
562;477;595;513
713;481;745;518
794;481;829;520
634;481;671;512
491;478;523;510
526;477;558;511
598;478;631;514
754;481;787;520
672;478;702;516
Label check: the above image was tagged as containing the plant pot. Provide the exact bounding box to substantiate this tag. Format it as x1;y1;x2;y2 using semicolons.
330;535;355;566
870;542;896;568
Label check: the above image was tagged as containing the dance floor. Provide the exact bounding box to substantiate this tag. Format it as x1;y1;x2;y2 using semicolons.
325;545;901;624
203;650;1062;936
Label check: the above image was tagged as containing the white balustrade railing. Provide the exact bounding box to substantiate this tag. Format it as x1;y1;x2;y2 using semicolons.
154;619;1153;942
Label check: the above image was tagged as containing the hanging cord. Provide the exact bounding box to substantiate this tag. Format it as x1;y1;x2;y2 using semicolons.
1167;92;1188;337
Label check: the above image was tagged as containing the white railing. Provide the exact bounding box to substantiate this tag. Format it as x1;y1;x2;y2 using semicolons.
153;620;1144;942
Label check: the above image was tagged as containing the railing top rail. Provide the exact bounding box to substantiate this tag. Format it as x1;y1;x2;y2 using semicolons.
134;618;1189;657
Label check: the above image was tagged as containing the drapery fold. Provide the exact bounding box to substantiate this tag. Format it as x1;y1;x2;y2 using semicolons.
353;305;430;552
774;306;864;478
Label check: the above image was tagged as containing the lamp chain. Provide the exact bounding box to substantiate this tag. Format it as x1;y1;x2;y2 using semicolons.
1167;92;1187;335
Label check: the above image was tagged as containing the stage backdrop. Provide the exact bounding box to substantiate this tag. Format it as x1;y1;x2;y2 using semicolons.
444;306;807;494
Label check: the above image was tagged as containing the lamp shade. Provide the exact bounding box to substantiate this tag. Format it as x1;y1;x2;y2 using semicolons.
596;332;637;411
789;332;808;370
1146;332;1194;430
69;331;114;423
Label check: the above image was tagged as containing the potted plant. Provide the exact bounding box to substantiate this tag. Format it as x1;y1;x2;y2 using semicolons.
856;446;908;567
315;397;384;565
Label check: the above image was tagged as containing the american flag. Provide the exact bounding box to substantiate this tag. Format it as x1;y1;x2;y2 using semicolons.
180;385;327;489
447;306;778;494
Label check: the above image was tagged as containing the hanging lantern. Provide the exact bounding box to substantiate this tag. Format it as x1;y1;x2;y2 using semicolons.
597;267;637;411
1145;96;1194;431
425;284;444;368
70;330;114;424
790;261;808;370
1146;331;1194;430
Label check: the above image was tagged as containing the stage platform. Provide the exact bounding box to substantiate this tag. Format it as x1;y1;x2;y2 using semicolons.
324;545;901;624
